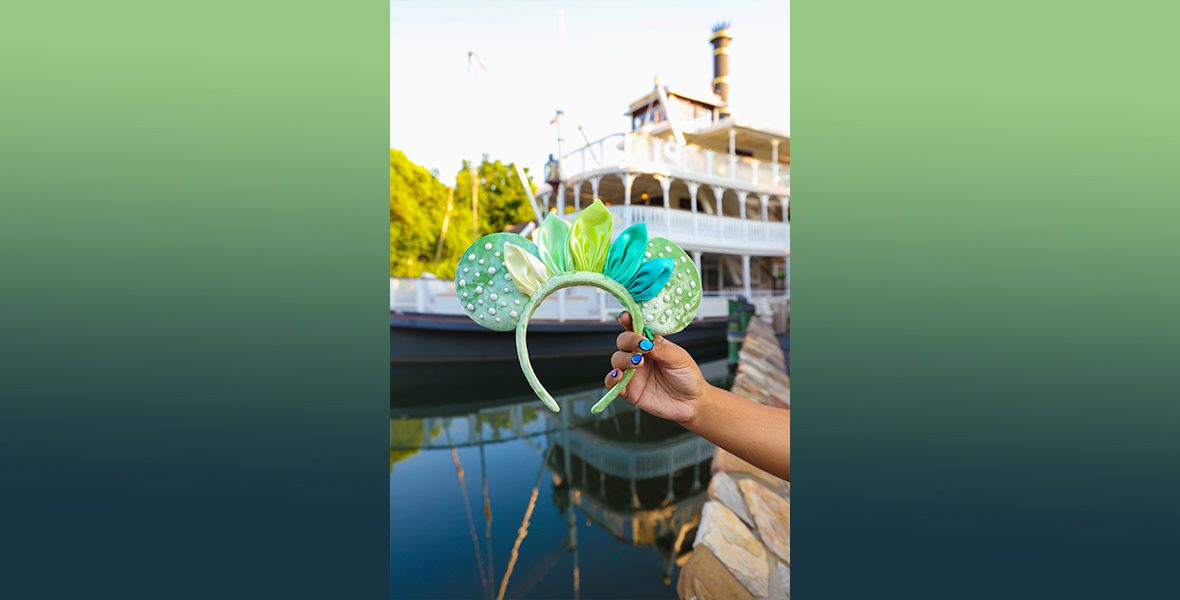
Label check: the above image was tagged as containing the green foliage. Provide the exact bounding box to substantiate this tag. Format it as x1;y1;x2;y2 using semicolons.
455;155;538;239
390;149;538;278
390;148;450;277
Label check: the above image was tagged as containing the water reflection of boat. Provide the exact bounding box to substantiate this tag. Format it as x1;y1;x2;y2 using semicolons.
390;360;729;598
547;401;714;586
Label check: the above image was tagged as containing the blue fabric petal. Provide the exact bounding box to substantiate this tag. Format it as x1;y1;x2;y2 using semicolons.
626;258;674;302
603;223;648;286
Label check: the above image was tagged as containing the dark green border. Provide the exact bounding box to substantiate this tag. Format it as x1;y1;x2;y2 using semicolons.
1;3;389;597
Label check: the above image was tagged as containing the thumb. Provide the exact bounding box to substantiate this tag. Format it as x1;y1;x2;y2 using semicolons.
643;330;694;370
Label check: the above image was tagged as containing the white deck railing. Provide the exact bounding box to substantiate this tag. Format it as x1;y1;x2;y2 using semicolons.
563;431;716;480
391;277;783;322
562;132;789;192
584;204;789;255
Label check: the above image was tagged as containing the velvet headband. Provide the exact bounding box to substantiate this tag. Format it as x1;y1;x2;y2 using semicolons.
456;200;703;413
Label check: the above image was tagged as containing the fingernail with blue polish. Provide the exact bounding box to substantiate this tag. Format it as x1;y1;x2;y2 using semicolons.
639;339;654;352
611;369;618;377
630;354;642;365
617;311;626;321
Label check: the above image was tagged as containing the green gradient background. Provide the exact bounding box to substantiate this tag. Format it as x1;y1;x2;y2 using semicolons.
1;3;389;597
795;2;1180;597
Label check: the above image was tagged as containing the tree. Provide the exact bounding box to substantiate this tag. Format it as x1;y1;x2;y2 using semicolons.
390;148;449;277
391;149;539;278
454;154;538;240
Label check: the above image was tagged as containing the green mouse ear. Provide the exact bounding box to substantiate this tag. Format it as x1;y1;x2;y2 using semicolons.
636;238;701;335
455;233;538;332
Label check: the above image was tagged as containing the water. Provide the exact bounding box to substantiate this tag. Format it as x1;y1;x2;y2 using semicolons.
390;359;731;600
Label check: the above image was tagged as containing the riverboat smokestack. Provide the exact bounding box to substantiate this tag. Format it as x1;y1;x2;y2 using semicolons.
710;22;732;118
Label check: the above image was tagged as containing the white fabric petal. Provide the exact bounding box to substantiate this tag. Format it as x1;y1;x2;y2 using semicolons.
503;242;550;296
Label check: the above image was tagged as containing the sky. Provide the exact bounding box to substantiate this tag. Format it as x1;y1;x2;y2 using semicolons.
391;0;789;180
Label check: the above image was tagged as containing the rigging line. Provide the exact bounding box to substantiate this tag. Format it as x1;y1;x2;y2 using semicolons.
514;410;543;455
568;481;580;600
479;414;494;600
519;432;543;456
433;187;455;266
467;51;488;72
494;448;552;600
446;425;492;600
504;542;565;600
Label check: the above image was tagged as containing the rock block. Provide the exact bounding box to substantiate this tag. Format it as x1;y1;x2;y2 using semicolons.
694;501;768;597
707;471;754;528
713;448;786;493
739;478;791;564
742;319;787;372
769;558;790;598
677;545;755;600
731;318;791;411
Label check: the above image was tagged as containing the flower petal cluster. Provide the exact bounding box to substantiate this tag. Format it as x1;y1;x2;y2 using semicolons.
506;200;673;301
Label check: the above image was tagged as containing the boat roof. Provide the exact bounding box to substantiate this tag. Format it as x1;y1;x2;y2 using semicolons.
642;118;790;163
690;118;790;141
626;87;727;115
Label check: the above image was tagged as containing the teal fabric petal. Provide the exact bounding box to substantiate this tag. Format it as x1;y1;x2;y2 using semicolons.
535;214;572;275
569;200;613;273
626;257;674;302
603;223;648;286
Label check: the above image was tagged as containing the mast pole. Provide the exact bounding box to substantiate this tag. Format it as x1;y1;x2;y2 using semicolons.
466;51;486;243
471;163;478;241
556;11;566;179
554;111;563;179
434;187;454;266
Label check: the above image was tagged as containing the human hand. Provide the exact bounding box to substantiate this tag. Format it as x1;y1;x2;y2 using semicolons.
603;312;711;424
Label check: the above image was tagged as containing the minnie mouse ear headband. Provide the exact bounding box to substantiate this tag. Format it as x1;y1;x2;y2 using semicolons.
456;200;703;414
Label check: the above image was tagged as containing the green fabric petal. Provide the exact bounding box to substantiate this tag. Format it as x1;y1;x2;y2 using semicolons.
535;214;573;275
569;200;613;273
626;257;674;302
503;242;551;296
603;223;648;286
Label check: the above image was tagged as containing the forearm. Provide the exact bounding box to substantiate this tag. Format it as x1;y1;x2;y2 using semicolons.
684;385;790;482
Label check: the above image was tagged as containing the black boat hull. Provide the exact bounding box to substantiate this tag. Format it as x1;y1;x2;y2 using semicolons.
390;313;728;404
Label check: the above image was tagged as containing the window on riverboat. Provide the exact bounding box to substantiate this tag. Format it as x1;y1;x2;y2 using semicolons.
631;102;666;131
632;95;718;132
667;96;716;132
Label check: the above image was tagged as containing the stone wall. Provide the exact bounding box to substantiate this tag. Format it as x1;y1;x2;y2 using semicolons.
678;318;791;599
